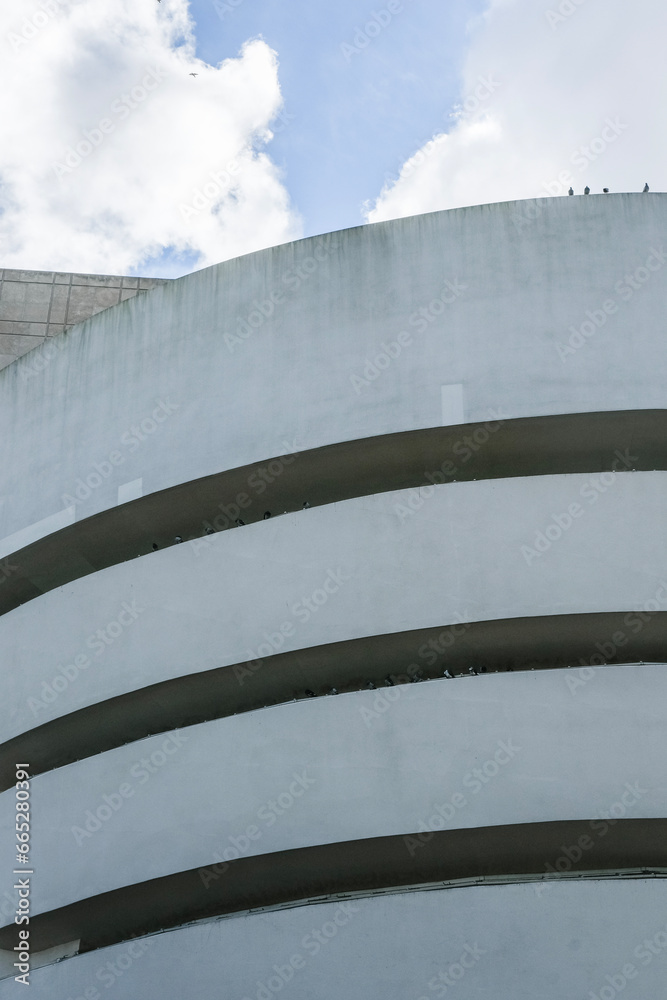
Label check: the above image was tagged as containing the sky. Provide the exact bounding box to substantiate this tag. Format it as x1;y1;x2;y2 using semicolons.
0;0;664;278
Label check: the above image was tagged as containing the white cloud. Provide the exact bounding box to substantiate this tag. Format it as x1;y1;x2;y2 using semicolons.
0;0;301;275
366;0;667;223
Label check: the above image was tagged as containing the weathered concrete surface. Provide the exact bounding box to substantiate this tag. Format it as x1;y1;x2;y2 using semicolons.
8;881;664;1000
0;664;664;916
1;472;666;738
1;197;667;994
0;268;166;371
0;195;665;549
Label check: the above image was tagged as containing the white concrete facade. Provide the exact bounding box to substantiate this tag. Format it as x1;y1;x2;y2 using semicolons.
1;195;666;997
9;881;667;1000
0;194;666;546
1;472;667;738
0;664;663;916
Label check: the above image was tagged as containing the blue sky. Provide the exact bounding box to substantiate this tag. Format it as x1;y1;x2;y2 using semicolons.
0;0;664;276
188;0;486;240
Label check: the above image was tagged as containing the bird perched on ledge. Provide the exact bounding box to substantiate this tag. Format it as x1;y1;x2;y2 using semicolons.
643;183;650;193
584;186;590;195
568;187;574;195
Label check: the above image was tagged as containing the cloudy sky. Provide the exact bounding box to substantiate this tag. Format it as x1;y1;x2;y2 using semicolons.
0;0;664;277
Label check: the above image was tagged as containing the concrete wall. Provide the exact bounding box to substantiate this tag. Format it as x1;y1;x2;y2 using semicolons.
1;196;666;997
6;881;666;1000
1;472;667;738
1;664;663;916
0;194;665;550
0;268;166;371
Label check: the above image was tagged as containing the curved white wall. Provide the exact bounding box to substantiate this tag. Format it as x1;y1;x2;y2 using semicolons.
2;197;667;993
0;664;664;915
2;472;666;739
0;194;666;548
7;881;667;1000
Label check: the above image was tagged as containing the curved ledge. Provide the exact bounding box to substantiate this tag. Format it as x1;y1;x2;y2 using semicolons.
2;611;666;791
0;819;664;956
3;195;666;557
0;408;659;618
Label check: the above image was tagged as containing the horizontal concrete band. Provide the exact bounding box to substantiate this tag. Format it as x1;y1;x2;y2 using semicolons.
1;821;664;956
1;195;666;551
0;408;658;618
3;471;667;740
11;879;667;1000
2;612;666;790
2;665;665;917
